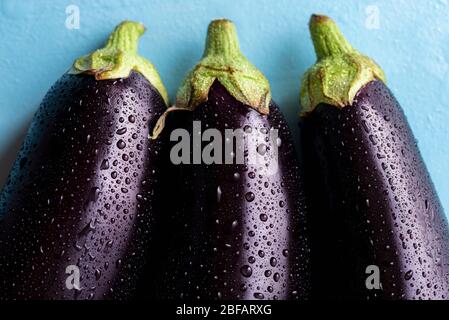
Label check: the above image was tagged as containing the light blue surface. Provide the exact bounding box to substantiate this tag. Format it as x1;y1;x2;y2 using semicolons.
0;0;448;214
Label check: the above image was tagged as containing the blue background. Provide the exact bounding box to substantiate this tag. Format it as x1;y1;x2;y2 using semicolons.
0;0;448;215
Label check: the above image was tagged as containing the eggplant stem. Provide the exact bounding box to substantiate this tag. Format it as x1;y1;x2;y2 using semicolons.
309;14;354;61
173;19;271;115
104;21;143;54
203;19;241;58
299;14;386;115
69;21;168;105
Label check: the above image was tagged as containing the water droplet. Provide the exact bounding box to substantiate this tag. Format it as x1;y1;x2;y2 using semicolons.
361;120;370;133
245;192;255;202
260;214;268;222
89;187;100;203
258;250;265;257
217;186;222;203
240;265;253;277
253;292;264;299
276;138;282;147
74;242;82;251
282;249;289;257
404;270;413;280
257;144;267;155
270;257;277;267
128;115;135;123
100;159;109;170
116;128;127;135
369;135;378;145
273;273;280;282
105;240;113;248
117;140;126;149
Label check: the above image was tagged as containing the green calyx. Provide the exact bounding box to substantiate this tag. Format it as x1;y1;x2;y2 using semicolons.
300;14;386;115
177;19;271;112
151;19;271;139
70;21;168;105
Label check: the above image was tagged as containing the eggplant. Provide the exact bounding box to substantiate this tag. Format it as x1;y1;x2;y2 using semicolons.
300;15;449;300
148;19;310;300
0;21;168;299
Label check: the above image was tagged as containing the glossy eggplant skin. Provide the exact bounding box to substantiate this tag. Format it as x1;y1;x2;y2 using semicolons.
0;71;166;300
151;81;310;300
301;79;449;300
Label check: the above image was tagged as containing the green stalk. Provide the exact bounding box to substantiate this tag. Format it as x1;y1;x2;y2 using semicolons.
300;14;385;115
70;21;168;105
151;19;270;139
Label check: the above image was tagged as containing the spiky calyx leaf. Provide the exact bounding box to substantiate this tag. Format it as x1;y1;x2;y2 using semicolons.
70;21;168;105
151;19;270;139
300;14;385;115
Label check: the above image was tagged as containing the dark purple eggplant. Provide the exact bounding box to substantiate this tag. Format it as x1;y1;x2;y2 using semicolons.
300;15;449;300
0;21;168;300
148;19;310;300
